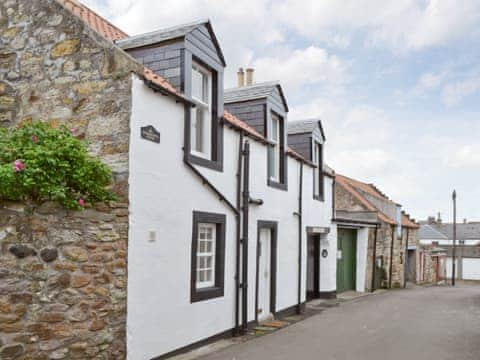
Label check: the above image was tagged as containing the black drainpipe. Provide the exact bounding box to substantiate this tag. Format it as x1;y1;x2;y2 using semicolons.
404;228;410;289
297;163;304;314
241;141;251;333
389;225;395;289
371;224;378;292
234;132;244;335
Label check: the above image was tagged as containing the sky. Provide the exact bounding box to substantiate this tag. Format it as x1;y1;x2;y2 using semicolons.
84;0;480;222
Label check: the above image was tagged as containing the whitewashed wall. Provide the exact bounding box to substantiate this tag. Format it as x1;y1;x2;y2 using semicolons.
128;75;336;359
128;76;238;359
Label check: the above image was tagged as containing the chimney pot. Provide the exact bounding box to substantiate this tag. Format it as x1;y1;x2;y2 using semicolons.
246;68;254;86
237;68;245;88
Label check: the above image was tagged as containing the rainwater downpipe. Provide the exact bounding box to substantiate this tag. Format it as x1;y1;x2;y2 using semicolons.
296;163;304;314
241;141;251;333
389;225;395;289
371;224;378;293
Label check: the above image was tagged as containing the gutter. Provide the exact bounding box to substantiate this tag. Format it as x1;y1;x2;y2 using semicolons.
144;78;195;107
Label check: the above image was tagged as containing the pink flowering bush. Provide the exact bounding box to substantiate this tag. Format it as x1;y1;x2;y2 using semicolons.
0;121;115;210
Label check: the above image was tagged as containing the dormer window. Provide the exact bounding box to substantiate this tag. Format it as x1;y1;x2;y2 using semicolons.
191;62;212;158
313;141;324;201
267;111;287;190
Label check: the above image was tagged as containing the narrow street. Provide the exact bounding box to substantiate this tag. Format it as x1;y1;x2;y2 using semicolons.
201;285;480;360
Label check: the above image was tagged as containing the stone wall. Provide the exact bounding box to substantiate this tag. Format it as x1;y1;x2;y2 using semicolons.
0;202;128;359
0;0;137;358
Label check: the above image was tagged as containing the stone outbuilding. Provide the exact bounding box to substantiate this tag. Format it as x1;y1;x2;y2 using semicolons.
334;174;420;292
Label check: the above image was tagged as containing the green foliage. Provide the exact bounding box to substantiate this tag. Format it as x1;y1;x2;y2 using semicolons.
0;121;116;210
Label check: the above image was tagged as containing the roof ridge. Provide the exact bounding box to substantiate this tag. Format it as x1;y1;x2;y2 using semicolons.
225;80;281;92
116;18;210;44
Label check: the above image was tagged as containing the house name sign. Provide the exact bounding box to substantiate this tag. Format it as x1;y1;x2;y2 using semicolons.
141;125;160;144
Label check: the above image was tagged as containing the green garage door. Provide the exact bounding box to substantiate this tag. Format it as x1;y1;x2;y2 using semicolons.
337;229;357;293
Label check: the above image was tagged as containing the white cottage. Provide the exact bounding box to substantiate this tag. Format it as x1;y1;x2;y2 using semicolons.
0;1;337;359
121;21;336;359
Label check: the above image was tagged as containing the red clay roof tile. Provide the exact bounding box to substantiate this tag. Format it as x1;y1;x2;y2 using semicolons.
56;0;128;41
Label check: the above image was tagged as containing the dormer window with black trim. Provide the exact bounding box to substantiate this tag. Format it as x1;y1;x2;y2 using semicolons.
267;111;287;190
118;20;226;172
191;62;212;158
313;141;324;201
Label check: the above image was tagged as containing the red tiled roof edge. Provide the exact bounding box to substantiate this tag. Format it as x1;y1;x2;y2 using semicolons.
55;0;128;41
55;0;187;101
336;176;396;225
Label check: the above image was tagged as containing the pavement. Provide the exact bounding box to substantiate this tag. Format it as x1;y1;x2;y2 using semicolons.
198;285;480;360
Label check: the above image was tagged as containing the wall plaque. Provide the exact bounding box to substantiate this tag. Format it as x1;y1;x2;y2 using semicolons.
322;249;328;258
141;125;160;144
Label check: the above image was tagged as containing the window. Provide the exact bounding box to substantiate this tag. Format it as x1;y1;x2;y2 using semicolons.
267;112;287;189
191;62;212;158
196;223;216;289
313;142;324;201
191;211;226;303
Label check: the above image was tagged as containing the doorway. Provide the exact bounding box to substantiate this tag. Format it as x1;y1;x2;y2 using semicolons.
337;228;357;293
256;221;277;323
307;235;320;300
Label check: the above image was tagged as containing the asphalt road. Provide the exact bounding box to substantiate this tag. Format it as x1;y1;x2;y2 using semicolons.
201;285;480;360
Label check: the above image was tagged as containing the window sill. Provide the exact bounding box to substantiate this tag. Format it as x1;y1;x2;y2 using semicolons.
267;179;288;191
191;286;224;303
187;152;223;172
313;195;325;202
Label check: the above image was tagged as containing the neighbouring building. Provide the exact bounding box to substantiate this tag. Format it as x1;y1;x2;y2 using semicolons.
419;217;480;281
334;175;420;292
0;1;337;359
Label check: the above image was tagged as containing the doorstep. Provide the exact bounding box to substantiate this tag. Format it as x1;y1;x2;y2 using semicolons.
169;291;383;360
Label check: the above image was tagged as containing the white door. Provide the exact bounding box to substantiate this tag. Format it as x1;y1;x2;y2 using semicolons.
463;258;480;280
258;229;272;322
446;258;459;279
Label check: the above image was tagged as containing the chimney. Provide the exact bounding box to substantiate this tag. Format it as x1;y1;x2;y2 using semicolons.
428;216;436;225
464;218;468;224
246;68;254;86
437;212;442;224
237;68;245;87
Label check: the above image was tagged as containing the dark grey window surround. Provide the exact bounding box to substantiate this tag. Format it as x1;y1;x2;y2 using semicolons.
314;142;325;202
191;211;226;303
184;51;224;172
267;111;288;191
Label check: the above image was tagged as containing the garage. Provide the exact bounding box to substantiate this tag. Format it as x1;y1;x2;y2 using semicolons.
462;258;480;280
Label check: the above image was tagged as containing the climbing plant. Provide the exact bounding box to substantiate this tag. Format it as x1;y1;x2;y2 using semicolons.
0;121;115;210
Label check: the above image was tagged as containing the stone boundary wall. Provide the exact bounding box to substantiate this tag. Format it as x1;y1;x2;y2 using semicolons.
0;202;128;359
0;0;137;358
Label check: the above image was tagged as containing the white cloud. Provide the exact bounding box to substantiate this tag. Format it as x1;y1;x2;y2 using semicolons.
417;71;446;91
252;46;347;93
276;0;480;53
442;75;480;107
447;145;480;167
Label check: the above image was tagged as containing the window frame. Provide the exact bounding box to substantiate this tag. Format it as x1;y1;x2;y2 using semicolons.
185;54;224;172
191;211;226;303
267;111;287;191
313;141;325;201
190;61;212;158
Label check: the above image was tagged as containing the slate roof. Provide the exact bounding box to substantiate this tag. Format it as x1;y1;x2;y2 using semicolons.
56;1;314;166
224;82;289;111
336;174;419;229
419;223;480;241
287;119;326;141
116;19;226;66
56;0;189;101
56;0;128;41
